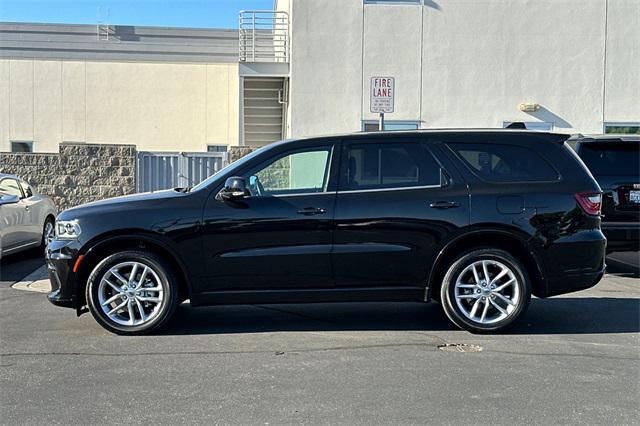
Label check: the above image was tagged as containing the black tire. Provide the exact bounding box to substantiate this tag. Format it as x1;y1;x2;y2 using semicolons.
85;250;179;335
40;216;55;251
440;248;531;333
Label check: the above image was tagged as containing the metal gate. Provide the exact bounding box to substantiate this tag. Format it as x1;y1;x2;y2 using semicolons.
137;151;228;193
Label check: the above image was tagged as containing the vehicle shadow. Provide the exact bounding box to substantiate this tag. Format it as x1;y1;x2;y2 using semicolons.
0;248;45;284
606;252;640;278
160;296;639;336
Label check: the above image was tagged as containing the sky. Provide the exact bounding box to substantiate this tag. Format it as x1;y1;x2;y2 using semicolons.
0;0;274;29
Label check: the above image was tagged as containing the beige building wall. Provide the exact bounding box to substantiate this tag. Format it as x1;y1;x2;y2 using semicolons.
604;0;640;124
286;0;364;138
0;59;239;153
282;0;640;138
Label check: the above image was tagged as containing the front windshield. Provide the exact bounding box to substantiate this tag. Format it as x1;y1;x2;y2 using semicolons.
190;145;272;192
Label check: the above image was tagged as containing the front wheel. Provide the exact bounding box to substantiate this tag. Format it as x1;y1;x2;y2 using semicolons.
86;251;179;335
440;249;531;333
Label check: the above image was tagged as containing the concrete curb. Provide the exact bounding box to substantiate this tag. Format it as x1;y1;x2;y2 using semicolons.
11;266;51;293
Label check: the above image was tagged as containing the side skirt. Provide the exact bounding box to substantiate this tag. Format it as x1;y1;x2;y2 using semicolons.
191;286;426;306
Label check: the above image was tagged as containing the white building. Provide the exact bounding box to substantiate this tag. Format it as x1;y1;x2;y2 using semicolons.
2;0;639;153
265;0;639;139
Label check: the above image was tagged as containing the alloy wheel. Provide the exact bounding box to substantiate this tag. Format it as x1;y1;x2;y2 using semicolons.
453;259;521;325
97;261;165;326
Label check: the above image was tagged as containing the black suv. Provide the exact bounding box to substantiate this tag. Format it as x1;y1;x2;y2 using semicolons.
573;135;639;253
47;130;606;334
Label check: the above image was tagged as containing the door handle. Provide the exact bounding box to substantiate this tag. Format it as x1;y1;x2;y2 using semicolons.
25;205;30;211
297;207;327;216
429;201;460;209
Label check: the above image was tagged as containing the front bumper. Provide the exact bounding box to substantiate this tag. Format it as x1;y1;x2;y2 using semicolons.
46;239;81;309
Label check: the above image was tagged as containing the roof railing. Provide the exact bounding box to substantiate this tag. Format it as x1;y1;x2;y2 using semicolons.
239;10;289;63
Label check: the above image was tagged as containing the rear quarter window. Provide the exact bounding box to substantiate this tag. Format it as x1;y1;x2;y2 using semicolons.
448;143;559;182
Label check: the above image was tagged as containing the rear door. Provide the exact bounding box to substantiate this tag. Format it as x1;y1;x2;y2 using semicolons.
332;135;469;288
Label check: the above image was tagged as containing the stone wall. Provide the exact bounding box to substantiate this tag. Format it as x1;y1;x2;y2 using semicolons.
0;143;136;211
228;146;258;163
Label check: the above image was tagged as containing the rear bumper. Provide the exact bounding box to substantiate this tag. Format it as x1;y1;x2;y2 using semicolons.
537;229;607;298
543;264;606;298
602;222;639;252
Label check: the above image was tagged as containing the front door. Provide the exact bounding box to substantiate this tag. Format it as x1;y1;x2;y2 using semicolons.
200;142;338;294
0;178;31;251
332;136;469;288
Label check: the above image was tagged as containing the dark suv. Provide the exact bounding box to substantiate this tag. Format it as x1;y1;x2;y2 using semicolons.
573;135;639;253
47;130;606;334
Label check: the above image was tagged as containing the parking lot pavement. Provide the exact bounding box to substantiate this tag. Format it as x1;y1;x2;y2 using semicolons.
0;249;45;287
0;261;638;425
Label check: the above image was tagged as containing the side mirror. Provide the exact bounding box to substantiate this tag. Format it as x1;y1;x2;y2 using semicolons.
0;194;20;206
217;177;248;201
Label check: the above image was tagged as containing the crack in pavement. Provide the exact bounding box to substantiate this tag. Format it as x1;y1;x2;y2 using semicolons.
1;344;638;361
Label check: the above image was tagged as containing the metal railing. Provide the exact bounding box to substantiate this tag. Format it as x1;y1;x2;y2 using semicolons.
137;151;228;193
239;10;289;63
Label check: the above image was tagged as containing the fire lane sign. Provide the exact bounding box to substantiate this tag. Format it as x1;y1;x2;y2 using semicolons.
370;77;395;113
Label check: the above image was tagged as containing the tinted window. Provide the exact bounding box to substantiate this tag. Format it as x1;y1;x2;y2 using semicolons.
604;125;640;135
0;179;23;198
11;142;32;152
246;148;331;196
448;143;558;182
19;181;33;198
579;143;640;176
343;142;441;190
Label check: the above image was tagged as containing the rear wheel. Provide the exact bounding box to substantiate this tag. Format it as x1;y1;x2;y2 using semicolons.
85;251;179;335
440;248;531;333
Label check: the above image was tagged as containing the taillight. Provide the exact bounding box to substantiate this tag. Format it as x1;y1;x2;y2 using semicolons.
575;192;602;215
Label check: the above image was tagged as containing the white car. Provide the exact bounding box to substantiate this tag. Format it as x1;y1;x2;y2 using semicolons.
0;174;57;259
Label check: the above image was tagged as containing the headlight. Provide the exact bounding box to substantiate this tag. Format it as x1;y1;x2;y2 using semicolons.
55;220;81;239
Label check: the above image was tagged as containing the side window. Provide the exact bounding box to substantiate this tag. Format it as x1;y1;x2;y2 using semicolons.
342;141;441;190
448;143;559;182
245;147;332;196
0;179;24;198
19;181;33;198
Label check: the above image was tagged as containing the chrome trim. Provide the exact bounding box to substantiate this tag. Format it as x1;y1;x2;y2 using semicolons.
337;184;441;194
3;240;39;254
270;191;337;198
49;252;72;260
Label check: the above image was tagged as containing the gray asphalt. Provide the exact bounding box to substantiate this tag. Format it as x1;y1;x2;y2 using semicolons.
0;248;45;286
1;257;639;425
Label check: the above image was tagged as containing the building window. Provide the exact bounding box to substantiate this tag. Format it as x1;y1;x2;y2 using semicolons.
207;145;228;153
604;123;640;135
362;121;420;132
11;141;33;152
502;122;553;131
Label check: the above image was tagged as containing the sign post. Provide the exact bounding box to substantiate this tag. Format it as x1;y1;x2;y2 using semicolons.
370;77;395;131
